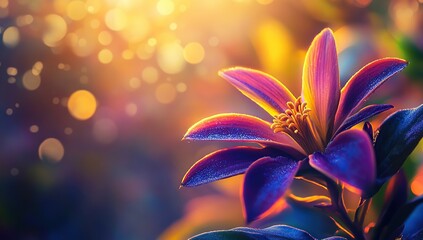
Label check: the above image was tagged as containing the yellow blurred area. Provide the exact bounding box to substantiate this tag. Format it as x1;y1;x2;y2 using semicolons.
66;0;87;21
98;49;114;64
67;90;97;120
251;20;295;80
183;42;205;64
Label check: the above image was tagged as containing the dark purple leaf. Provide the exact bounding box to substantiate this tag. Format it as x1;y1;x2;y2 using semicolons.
374;104;423;182
380;196;423;240
243;156;299;223
362;121;373;141
189;225;317;240
309;129;376;197
335;58;407;128
334;104;393;137
181;147;284;187
373;171;408;239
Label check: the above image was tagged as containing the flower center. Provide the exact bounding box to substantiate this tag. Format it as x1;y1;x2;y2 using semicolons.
271;97;323;154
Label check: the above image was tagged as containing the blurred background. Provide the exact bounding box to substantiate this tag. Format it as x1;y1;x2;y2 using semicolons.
0;0;422;239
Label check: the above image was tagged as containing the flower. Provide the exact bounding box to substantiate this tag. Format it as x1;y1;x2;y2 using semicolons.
181;28;407;223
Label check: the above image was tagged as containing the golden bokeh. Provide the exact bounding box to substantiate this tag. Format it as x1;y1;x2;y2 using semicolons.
22;70;41;91
98;49;114;64
157;42;185;74
156;0;175;15
30;125;39;133
38;138;65;163
7;67;17;76
43;14;67;47
183;42;205;64
3;26;20;48
67;90;97;120
66;0;87;21
98;31;113;46
105;8;128;31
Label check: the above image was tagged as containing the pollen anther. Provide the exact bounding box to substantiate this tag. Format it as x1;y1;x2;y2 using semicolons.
271;97;322;153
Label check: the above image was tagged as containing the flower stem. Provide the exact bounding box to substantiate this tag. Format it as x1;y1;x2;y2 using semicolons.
324;177;366;240
354;198;371;229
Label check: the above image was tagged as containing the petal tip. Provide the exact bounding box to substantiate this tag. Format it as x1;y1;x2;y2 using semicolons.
218;66;245;77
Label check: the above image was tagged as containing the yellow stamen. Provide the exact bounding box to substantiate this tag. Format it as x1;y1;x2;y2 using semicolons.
271;97;323;153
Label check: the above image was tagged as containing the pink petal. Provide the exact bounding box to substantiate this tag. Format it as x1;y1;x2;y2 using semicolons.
219;67;296;117
302;28;340;142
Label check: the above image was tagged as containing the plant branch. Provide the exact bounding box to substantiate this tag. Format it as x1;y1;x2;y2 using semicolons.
324;177;366;240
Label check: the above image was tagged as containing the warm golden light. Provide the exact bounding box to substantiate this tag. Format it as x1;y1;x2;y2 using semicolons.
67;90;97;120
32;61;43;76
157;42;185;74
183;42;205;64
142;66;159;84
66;0;87;21
98;49;114;64
3;26;20;48
7;67;17;76
105;8;128;31
98;31;113;46
155;83;176;104
156;0;175;15
43;14;67;47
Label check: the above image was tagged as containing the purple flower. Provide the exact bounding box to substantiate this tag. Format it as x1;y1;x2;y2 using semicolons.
181;28;407;223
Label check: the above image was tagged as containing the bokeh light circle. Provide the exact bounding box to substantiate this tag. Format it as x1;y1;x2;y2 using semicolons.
183;42;205;64
22;70;41;91
3;26;20;48
67;90;97;120
38;138;65;163
43;14;67;47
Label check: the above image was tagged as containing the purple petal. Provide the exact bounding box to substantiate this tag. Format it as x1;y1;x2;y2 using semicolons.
335;58;407;128
243;156;299;223
183;113;304;154
181;147;284;187
302;28;340;141
219;67;296;117
309;129;376;196
334;104;393;137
